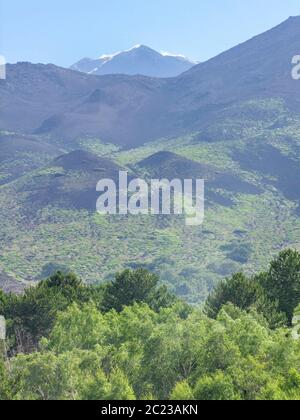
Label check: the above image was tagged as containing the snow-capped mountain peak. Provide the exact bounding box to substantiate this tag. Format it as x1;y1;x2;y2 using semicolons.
71;45;196;78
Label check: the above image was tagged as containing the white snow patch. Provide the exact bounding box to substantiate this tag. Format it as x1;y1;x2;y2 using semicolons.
160;50;196;63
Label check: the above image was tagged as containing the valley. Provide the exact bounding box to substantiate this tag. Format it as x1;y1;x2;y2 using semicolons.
1;101;300;302
1;17;300;304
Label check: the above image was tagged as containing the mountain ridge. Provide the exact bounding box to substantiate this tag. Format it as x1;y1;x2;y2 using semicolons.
1;17;300;147
70;44;196;78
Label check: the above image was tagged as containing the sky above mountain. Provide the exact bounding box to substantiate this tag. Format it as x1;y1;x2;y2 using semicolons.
1;0;300;66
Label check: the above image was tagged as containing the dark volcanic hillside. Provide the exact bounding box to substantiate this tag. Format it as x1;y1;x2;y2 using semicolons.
137;151;261;207
168;16;300;118
9;150;127;214
0;133;62;185
137;151;217;179
1;17;300;146
233;143;300;213
0;64;165;146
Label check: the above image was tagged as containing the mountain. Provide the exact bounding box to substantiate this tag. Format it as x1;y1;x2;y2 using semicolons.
1;17;300;147
70;45;196;78
2;17;300;299
1;62;164;146
172;16;300;113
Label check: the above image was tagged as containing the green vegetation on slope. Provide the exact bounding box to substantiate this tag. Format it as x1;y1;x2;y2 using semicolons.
1;98;300;303
1;250;300;400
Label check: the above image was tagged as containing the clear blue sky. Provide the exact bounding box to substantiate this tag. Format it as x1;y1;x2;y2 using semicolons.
1;0;300;66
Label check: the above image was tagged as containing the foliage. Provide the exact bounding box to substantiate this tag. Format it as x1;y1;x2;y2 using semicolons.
0;272;103;352
204;250;300;327
0;269;176;354
193;372;239;401
261;249;300;324
2;110;300;304
102;268;176;312
1;252;300;400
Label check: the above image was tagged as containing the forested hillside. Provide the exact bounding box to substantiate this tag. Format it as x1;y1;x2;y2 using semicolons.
1;249;300;400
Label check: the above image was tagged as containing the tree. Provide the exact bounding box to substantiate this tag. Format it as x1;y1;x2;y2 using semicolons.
3;252;300;401
8;350;135;400
40;263;69;278
102;269;176;312
1;272;100;352
205;273;259;318
0;357;11;400
45;303;109;353
228;356;283;401
193;372;239;401
0;289;7;308
205;272;286;328
170;381;194;400
262;249;300;323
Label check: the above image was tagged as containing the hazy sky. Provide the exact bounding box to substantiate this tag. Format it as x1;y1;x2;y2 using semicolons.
1;0;300;66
